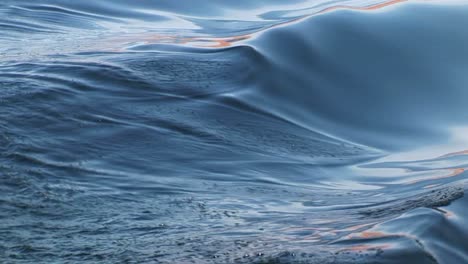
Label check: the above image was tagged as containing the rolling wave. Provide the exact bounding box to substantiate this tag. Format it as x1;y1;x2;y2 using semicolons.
1;0;468;263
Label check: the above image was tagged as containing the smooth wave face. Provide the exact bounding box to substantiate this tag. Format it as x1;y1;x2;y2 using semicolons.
2;1;468;263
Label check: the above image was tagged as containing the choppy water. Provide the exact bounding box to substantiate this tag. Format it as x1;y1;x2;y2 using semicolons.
2;0;468;263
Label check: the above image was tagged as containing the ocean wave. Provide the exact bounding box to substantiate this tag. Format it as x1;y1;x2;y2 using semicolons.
2;1;468;263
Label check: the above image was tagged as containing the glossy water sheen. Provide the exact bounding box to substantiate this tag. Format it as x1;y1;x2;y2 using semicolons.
2;0;468;263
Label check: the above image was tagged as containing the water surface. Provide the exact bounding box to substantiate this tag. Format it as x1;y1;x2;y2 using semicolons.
2;0;468;263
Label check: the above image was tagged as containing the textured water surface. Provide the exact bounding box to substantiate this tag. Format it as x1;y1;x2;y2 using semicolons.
2;0;468;263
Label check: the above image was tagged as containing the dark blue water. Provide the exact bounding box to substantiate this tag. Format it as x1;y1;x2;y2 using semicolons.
2;1;468;263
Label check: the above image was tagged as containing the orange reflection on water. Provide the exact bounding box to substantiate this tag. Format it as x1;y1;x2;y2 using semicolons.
439;149;468;158
109;0;414;50
108;32;252;49
319;0;406;14
423;183;441;189
359;231;387;238
342;230;395;252
192;0;410;48
344;229;391;240
435;208;458;219
406;168;465;184
444;210;457;219
196;35;252;48
347;243;391;252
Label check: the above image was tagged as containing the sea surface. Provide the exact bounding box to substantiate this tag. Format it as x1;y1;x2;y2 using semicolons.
2;0;468;263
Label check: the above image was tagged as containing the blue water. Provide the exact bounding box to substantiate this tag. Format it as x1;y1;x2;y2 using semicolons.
2;1;468;263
